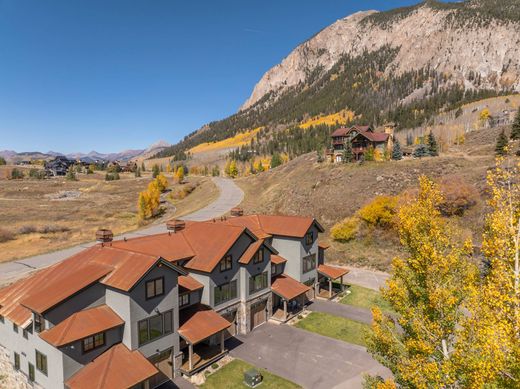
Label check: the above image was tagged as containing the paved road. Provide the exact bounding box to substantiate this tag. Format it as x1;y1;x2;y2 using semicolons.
228;323;390;389
308;299;373;324
0;177;243;286
343;267;390;291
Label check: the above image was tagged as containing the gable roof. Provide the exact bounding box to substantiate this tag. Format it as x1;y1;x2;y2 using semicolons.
331;125;373;138
271;274;310;301
178;304;231;344
178;275;204;292
40;305;123;347
221;214;324;239
317;264;349;280
352;130;389;143
270;255;287;265
65;343;158;389
238;239;278;265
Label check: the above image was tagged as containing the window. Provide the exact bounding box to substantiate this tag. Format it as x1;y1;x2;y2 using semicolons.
14;352;20;370
138;310;173;346
34;314;44;333
304;278;315;287
179;293;190;307
145;277;164;300
0;315;4;323
305;231;314;246
13;323;18;333
28;363;35;382
219;255;232;272
252;248;264;264
271;264;276;275
35;350;48;376
303;254;316;273
82;332;105;353
214;280;238;306
249;272;268;294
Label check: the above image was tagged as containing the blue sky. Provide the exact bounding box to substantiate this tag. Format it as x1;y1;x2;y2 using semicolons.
0;0;418;153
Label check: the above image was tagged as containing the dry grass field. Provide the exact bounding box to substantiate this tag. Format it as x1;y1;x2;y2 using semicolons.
236;126;511;271
0;172;216;263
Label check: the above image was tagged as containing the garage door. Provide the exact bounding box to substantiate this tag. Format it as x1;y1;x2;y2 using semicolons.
221;311;237;339
250;300;267;331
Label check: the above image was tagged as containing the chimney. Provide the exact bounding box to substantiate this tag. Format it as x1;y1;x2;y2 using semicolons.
166;219;186;233
96;229;113;244
230;207;244;217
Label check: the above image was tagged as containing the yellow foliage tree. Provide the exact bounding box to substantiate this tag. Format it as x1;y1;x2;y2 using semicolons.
146;181;161;216
228;160;238;178
366;176;478;388
137;191;150;220
155;173;169;192
453;155;520;387
330;217;359;242
174;166;184;184
357;196;398;228
480;108;491;122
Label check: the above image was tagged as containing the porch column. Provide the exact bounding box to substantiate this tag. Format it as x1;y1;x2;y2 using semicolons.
340;275;344;292
220;331;225;353
329;279;332;298
188;343;193;371
283;299;288;320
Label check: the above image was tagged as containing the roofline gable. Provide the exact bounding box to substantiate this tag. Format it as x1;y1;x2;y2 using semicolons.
128;257;188;293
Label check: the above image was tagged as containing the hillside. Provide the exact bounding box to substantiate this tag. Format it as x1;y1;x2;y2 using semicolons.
156;0;520;160
235;125;512;271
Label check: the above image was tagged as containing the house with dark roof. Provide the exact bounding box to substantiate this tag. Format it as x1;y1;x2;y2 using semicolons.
327;125;394;162
0;213;348;388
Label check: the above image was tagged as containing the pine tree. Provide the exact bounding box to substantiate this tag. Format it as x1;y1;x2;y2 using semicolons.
0;157;6;166
391;139;403;160
229;160;238;177
342;141;354;163
495;129;508;156
413;144;430;158
270;153;282;169
427;132;439;156
511;107;520;140
152;164;160;178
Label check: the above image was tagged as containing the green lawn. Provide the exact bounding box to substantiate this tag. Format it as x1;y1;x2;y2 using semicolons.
201;359;301;389
340;284;394;314
294;311;370;347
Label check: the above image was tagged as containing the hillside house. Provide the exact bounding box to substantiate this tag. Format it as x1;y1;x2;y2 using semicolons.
327;125;394;163
45;156;75;176
0;213;348;388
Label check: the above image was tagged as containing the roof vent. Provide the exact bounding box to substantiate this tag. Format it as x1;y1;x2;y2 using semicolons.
230;207;244;217
166;219;186;233
96;229;113;244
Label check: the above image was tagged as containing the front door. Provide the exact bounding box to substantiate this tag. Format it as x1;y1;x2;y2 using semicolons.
221;310;237;339
250;300;267;330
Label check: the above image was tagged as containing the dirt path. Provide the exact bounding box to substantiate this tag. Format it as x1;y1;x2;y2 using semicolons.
0;177;243;286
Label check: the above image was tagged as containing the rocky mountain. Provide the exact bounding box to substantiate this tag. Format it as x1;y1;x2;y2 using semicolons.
156;0;520;159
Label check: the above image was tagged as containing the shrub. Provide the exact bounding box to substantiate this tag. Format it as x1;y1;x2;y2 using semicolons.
18;225;37;234
357;196;398;228
413;144;430;158
438;177;479;216
211;363;219;370
0;157;6;165
29;168;46;179
0;228;14;243
105;172;120;181
39;225;70;234
10;168;24;179
331;217;360;242
66;166;77;181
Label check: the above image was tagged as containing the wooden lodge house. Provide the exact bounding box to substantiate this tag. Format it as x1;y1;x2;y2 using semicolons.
326;124;395;163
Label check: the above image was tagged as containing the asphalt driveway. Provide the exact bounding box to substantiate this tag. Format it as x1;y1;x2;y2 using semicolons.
228;323;391;389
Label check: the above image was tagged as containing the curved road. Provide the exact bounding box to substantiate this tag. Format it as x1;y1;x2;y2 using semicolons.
0;177;244;286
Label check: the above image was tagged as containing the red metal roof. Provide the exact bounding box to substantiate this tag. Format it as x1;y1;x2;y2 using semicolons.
317;264;350;280
353;131;389;143
178;304;230;344
318;242;331;250
238;239;264;264
178;275;203;292
40;305;123;347
330;127;350;137
271;255;287;265
65;343;158;389
271;274;310;301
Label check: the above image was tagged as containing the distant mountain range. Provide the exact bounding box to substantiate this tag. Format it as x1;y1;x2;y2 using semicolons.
0;140;171;163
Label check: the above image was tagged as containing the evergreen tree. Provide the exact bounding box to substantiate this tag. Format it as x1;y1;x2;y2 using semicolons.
495;129;508;156
135;167;141;178
427;132;439;156
66;166;77;181
391;139;403;160
0;157;6;166
270;153;282;169
316;150;324;163
413;144;431;158
152;164;160;178
511;107;520;140
141;162;146;172
212;165;220;177
249;161;256;174
342;141;354;163
229;160;238;177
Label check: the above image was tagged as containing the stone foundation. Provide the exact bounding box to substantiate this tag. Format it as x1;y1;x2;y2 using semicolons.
0;346;38;389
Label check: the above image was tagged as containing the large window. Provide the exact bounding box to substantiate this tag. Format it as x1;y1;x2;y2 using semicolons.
145;277;164;300
303;254;316;273
138;310;173;346
34;314;44;333
252;248;264;264
305;231;314;246
28;363;35;382
214;280;237;306
35;350;47;376
14;352;20;370
271;264;276;275
219;255;232;272
249;272;268;294
179;293;190;307
82;332;105;353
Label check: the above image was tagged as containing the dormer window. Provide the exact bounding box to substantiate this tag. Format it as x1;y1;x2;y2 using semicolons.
305;231;314;246
219;255;232;272
146;277;164;300
34;314;44;333
82;332;105;353
253;248;264;264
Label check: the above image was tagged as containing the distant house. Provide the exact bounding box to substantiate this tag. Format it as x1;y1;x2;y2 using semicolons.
45;156;74;176
327;125;394;162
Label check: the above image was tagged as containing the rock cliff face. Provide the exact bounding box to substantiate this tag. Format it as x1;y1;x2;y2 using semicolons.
242;1;520;110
